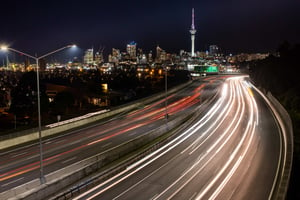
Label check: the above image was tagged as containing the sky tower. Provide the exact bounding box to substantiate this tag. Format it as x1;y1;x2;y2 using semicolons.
190;8;196;57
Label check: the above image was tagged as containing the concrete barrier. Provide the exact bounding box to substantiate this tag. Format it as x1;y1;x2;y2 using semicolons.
0;80;193;151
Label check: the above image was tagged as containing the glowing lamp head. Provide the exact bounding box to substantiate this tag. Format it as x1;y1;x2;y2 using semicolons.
0;45;8;51
68;44;77;48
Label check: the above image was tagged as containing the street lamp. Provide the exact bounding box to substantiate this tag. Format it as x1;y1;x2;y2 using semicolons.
164;64;168;130
1;44;76;184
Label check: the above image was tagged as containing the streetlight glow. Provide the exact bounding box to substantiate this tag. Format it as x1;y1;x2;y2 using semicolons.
1;44;76;184
0;45;8;51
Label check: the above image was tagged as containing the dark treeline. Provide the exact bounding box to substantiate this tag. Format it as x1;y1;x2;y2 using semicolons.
243;42;300;199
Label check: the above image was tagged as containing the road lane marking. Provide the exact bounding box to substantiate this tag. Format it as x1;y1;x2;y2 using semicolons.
148;124;155;128
1;177;24;187
61;156;77;164
11;152;28;158
45;141;53;144
150;194;159;200
55;139;66;144
189;192;198;200
128;131;137;136
101;142;112;148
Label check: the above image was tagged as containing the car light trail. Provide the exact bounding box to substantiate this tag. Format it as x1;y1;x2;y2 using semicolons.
187;81;235;155
250;81;285;199
195;78;254;199
68;75;281;200
0;82;207;184
205;79;259;200
154;78;244;200
125;94;175;118
6;76;279;200
74;79;231;200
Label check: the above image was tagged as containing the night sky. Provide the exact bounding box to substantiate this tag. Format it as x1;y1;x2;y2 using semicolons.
0;0;299;60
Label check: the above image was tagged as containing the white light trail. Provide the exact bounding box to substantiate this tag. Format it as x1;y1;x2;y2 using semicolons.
201;78;259;200
74;76;261;200
222;83;228;97
250;82;285;200
74;81;230;200
187;81;236;155
163;78;246;200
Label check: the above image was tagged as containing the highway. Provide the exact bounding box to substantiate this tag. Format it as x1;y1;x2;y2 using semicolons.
73;76;281;200
0;76;224;194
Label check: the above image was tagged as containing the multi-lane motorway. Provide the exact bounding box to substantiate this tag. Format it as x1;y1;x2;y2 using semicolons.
0;75;282;200
0;76;220;193
73;76;281;200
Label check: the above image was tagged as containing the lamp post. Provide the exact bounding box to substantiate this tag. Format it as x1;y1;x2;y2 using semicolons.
164;64;168;130
1;44;76;184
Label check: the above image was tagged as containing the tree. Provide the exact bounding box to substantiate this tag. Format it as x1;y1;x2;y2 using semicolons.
51;91;75;115
9;71;49;121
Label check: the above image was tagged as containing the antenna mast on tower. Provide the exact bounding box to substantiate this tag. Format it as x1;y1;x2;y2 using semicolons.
190;8;197;57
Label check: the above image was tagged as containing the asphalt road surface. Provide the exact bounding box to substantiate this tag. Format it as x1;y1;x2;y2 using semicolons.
73;76;281;200
0;76;225;194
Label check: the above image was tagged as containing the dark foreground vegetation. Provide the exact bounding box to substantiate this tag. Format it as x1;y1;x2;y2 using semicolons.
242;42;300;199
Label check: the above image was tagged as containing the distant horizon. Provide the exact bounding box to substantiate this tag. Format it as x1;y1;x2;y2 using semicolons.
0;40;288;65
0;36;290;58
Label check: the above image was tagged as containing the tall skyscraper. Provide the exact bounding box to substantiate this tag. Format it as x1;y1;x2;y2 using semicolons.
156;45;162;61
148;51;153;63
94;51;104;65
84;48;94;65
189;8;197;57
109;48;121;64
127;41;137;60
156;45;166;63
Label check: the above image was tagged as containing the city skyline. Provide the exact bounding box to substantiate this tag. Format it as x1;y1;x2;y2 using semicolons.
0;0;299;58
